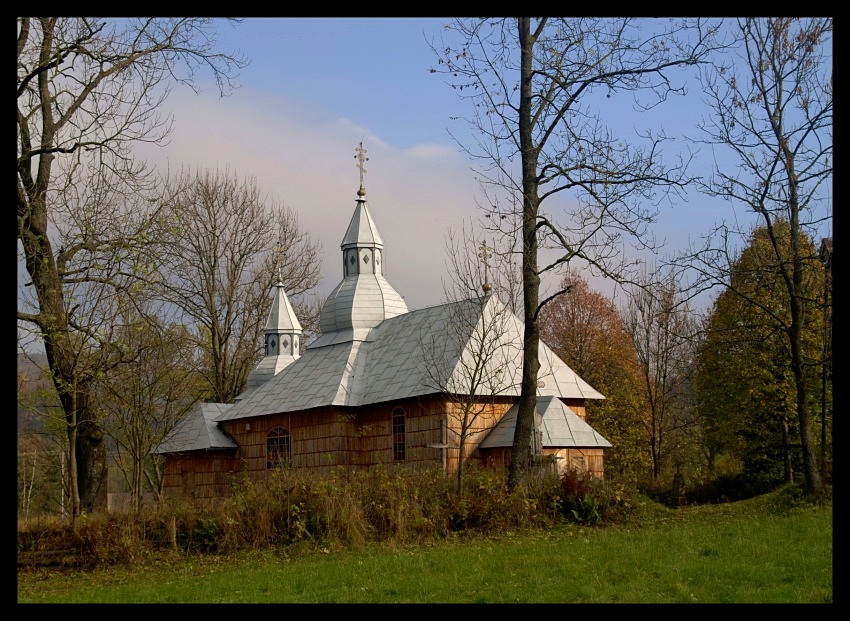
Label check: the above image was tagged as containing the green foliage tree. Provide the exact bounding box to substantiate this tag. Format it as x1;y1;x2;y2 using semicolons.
539;274;649;482
431;18;722;489
17;18;246;520
685;18;832;496
695;224;827;492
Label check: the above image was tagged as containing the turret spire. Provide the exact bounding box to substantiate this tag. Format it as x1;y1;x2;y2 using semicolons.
310;144;409;348
274;237;285;283
354;141;369;196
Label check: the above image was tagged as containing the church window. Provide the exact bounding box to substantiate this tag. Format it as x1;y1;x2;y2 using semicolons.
266;427;291;469
392;408;406;461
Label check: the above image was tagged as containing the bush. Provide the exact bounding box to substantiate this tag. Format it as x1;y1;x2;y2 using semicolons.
686;471;785;504
557;471;640;526
17;466;649;569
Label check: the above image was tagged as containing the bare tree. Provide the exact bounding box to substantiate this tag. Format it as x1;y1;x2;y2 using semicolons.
17;18;246;520
158;167;322;403
682;18;832;496
421;230;519;498
17;352;69;520
432;18;723;488
97;302;201;511
623;268;701;481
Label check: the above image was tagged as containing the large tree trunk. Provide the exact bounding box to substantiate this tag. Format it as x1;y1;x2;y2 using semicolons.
790;321;822;495
508;17;541;491
781;418;793;485
77;417;108;512
21;187;108;517
787;176;822;496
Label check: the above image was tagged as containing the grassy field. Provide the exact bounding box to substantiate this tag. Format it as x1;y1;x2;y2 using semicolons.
18;492;832;603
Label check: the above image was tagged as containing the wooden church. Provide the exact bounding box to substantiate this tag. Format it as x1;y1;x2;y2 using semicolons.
156;150;611;501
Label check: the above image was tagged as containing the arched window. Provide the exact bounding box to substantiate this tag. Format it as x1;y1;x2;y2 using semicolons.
266;427;291;469
392;408;406;461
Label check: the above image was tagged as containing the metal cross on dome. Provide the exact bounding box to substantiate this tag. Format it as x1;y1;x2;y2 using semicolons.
354;142;369;192
274;237;286;282
478;240;493;293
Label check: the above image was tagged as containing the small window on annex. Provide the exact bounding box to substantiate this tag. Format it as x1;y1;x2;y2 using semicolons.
392;408;406;461
266;427;291;469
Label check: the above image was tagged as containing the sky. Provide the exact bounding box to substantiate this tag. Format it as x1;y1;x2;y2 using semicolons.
132;17;737;313
19;18;833;351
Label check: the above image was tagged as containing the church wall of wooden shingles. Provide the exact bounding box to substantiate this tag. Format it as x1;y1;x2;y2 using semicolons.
443;396;514;473
560;398;586;420
162;450;240;502
543;448;605;479
216;395;448;482
162;393;600;500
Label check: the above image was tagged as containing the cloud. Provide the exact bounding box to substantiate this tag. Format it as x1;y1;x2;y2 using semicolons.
403;143;460;159
135;86;483;313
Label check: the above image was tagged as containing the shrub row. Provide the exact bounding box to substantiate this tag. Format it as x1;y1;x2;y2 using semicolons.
18;465;643;567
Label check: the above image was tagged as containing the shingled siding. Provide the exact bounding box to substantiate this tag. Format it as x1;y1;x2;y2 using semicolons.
482;447;605;479
543;448;605;479
560;398;586;420
444;396;515;473
162;450;240;501
217;395;447;480
161;394;598;501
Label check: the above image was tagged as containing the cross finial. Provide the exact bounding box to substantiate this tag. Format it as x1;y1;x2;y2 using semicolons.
274;238;286;283
478;240;492;294
354;142;369;195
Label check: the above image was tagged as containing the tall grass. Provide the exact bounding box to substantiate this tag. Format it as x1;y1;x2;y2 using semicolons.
19;465;587;562
18;489;832;603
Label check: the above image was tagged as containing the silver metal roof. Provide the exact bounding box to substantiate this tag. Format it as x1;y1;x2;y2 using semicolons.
154;402;237;453
479;395;612;449
216;294;604;422
314;273;408;345
265;281;303;335
341;197;384;249
315;192;408;345
244;282;303;393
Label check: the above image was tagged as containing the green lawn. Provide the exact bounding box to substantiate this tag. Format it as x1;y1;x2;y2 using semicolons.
18;498;832;603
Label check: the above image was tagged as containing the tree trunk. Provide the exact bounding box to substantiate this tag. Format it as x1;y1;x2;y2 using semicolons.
787;192;822;496
21;178;108;516
790;327;822;495
508;17;541;491
781;418;793;485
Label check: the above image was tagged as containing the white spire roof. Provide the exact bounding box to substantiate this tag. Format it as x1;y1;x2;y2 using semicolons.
341;193;384;249
266;281;303;335
311;187;408;348
244;281;303;393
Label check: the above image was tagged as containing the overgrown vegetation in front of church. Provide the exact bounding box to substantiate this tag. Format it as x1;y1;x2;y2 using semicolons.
18;465;658;567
